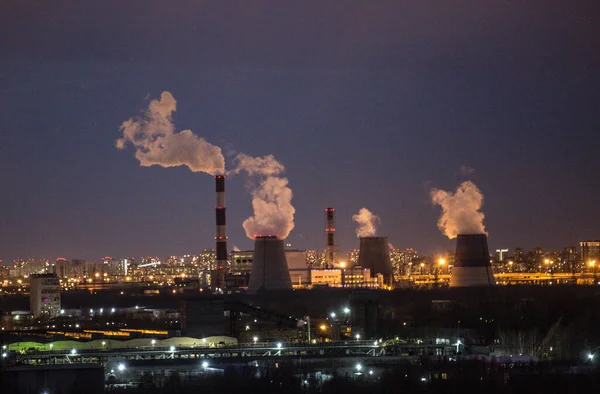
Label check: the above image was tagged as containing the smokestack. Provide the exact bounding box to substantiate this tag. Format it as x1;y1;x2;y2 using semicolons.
215;175;227;289
325;208;335;268
358;237;393;286
451;234;495;287
248;236;292;293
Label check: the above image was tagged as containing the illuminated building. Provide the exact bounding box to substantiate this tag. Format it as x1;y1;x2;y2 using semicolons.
30;273;61;318
390;248;419;278
229;251;253;275
580;241;600;265
311;269;342;287
342;266;382;288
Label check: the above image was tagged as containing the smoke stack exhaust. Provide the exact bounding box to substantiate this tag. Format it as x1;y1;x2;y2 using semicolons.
451;234;495;287
325;208;335;268
248;236;292;293
215;175;227;288
358;237;393;286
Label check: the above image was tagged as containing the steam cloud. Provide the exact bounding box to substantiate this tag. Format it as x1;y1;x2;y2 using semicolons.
118;92;296;241
116;91;225;175
430;181;487;239
352;208;380;237
233;155;295;240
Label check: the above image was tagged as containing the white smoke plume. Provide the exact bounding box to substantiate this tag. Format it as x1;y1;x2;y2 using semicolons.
233;155;295;240
118;92;295;241
228;154;284;177
352;208;380;238
116;91;225;175
430;181;487;239
231;245;241;252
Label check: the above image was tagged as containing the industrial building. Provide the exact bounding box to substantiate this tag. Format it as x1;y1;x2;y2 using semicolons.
30;273;61;318
580;240;600;264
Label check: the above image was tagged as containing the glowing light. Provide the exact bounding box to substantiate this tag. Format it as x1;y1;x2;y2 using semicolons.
169;346;175;352
356;363;362;371
276;343;282;349
202;361;209;368
320;324;327;331
118;363;126;371
253;336;258;343
355;334;361;340
438;258;446;265
71;349;77;355
343;307;350;314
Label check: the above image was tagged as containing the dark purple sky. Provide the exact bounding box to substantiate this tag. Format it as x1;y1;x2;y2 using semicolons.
1;1;599;263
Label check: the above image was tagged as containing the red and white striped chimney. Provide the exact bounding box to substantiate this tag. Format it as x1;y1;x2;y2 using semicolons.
325;207;335;268
215;175;227;288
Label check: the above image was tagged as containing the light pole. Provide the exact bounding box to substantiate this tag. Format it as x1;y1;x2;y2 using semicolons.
589;261;596;285
437;258;445;287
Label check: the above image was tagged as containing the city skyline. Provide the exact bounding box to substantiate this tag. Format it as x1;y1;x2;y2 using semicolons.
1;2;599;264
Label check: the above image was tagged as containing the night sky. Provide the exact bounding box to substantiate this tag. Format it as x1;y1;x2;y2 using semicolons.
1;1;599;263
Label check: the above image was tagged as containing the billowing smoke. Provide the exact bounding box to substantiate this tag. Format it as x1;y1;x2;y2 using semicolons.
116;91;225;175
118;92;295;241
430;181;487;239
352;208;380;238
233;154;295;240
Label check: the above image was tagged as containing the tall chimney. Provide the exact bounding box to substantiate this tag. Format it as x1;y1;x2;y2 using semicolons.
248;236;292;293
450;234;495;287
215;175;227;289
325;208;335;268
358;237;393;286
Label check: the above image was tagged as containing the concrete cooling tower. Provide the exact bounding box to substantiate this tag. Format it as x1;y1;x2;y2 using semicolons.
358;237;393;286
248;236;293;293
450;234;495;287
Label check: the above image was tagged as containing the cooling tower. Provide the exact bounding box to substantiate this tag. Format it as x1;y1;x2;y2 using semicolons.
450;234;495;287
248;236;293;293
358;237;393;286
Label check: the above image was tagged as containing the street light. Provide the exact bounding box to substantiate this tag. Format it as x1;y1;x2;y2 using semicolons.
202;361;209;368
330;312;336;319
253;336;258;344
355;363;362;371
151;339;156;346
169;346;176;352
355;334;361;340
455;340;462;354
343;307;350;314
276;343;282;349
118;363;126;372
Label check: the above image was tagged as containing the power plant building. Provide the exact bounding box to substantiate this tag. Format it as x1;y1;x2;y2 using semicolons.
30;273;61;318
